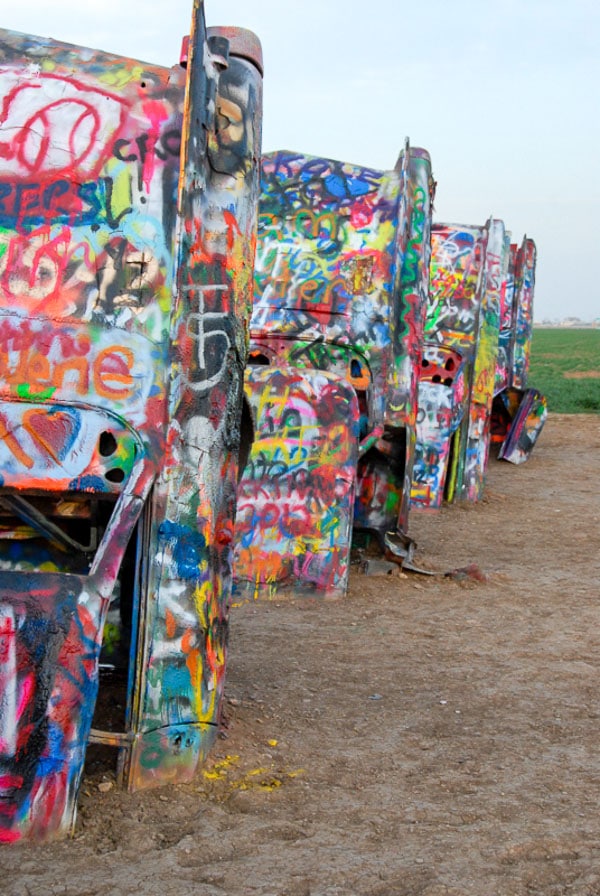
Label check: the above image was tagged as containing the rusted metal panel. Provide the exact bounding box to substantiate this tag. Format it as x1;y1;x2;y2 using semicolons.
0;0;262;841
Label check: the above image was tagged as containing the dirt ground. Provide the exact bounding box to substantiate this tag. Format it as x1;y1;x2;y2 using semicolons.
2;413;600;896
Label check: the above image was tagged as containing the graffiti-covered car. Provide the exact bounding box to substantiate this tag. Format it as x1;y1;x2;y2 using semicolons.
0;0;262;841
411;218;509;509
492;236;547;463
234;145;435;599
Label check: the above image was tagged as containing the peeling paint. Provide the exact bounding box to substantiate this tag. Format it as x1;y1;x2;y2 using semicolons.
0;0;263;841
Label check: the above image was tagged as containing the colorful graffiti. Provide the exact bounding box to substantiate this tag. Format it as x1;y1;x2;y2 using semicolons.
494;237;517;394
411;219;508;509
410;344;466;509
461;218;506;501
0;1;263;841
234;145;435;599
494;385;547;464
235;366;360;598
511;237;537;390
413;222;545;509
492;236;547;462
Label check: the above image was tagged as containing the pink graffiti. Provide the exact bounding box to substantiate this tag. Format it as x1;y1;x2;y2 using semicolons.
0;226;93;315
139;99;170;191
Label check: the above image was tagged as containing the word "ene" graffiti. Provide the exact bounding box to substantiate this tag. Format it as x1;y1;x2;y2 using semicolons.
0;342;135;401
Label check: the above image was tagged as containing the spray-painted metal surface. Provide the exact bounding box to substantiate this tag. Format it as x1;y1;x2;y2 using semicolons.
355;147;434;539
235;366;360;597
0;1;262;841
411;219;508;509
511;237;537;390
410;344;467;509
461;218;507;500
495;238;517;394
492;236;547;462
234;145;435;598
495;386;547;463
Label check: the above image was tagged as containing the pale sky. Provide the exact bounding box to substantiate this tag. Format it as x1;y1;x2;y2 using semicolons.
2;0;599;322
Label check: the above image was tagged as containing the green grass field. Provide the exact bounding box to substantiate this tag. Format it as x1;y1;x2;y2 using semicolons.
529;328;600;413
